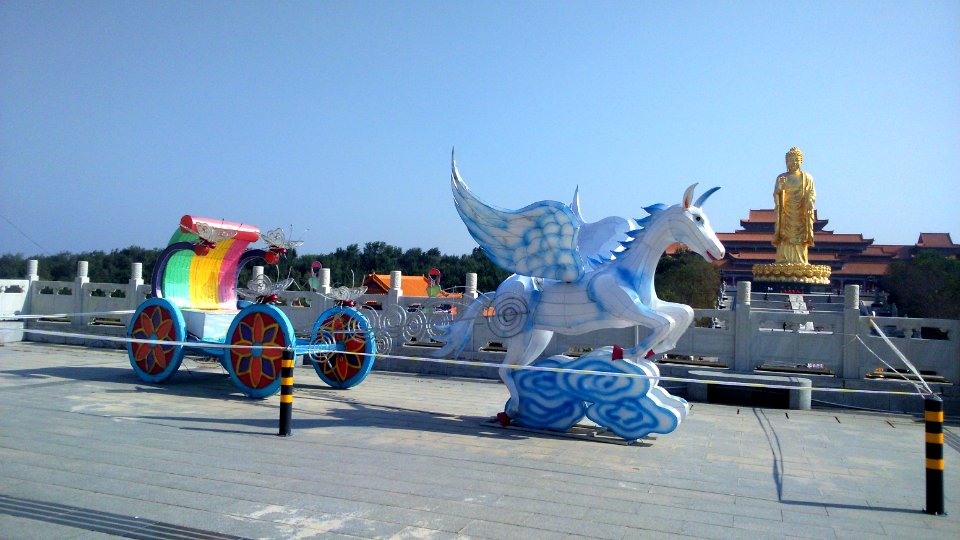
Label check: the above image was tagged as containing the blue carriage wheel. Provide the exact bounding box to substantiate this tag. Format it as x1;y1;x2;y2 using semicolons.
222;303;294;398
310;306;377;389
127;297;186;383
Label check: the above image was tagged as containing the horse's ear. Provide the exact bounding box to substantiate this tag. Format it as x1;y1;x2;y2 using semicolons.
683;183;698;209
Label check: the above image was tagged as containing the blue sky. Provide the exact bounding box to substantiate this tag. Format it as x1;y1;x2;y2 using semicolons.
2;1;958;259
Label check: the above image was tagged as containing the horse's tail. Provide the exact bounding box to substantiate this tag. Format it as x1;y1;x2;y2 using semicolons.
432;293;491;358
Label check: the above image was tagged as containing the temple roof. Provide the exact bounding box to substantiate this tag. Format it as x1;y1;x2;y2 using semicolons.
859;244;913;259
362;273;460;298
717;231;872;245
917;233;957;248
725;251;838;262
740;209;829;232
833;261;891;276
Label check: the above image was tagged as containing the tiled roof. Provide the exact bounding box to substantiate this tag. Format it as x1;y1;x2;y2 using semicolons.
740;209;828;230
726;251;838;262
743;209;776;223
917;233;957;248
362;273;460;298
834;261;891;276
717;231;870;244
860;244;913;259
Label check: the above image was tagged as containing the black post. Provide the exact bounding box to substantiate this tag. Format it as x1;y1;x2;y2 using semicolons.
924;395;945;515
278;348;294;437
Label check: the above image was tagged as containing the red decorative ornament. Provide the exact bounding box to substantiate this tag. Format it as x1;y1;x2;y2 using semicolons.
193;244;211;256
264;251;280;265
611;345;623;361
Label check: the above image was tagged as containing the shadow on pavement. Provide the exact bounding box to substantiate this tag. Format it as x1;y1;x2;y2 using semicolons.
753;407;925;515
0;494;249;540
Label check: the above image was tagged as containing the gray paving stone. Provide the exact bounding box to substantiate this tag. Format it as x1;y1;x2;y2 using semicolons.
680;519;785;540
457;519;571;539
733;514;838;539
429;499;531;526
0;514;98;540
1;343;958;539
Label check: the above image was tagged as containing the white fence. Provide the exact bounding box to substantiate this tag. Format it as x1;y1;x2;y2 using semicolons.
2;260;958;387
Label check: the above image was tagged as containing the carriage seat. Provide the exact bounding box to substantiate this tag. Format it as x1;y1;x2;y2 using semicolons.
182;309;238;342
162;215;262;341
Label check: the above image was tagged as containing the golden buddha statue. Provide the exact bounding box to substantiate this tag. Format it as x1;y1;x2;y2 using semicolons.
773;147;815;264
753;147;831;285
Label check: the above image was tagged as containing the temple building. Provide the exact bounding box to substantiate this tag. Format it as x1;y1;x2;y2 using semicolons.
714;209;960;291
362;273;460;298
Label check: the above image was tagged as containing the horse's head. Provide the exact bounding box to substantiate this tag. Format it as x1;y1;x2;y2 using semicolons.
665;183;726;262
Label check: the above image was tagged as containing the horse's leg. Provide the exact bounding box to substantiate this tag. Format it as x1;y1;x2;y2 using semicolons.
590;276;675;358
500;329;553;417
624;308;675;358
651;302;694;354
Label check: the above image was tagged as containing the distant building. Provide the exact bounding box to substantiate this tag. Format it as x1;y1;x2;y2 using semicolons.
361;273;461;298
714;209;959;290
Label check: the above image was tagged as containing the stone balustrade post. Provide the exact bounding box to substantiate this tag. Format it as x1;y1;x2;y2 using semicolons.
465;273;478;300
842;284;861;378
75;261;90;328
23;259;39;315
26;260;39;282
128;262;144;320
733;280;752;372
320;268;331;295
388;271;403;305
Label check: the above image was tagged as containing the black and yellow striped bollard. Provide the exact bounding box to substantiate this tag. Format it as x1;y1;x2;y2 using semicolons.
278;348;294;437
924;395;944;515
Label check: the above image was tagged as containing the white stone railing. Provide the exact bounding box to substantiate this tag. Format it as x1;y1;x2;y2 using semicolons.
2;260;958;385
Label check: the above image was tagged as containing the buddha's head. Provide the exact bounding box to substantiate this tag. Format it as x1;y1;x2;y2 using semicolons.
785;147;803;173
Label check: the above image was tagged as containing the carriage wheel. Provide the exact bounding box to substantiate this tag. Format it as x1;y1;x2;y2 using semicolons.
127;298;185;383
223;304;294;398
310;306;377;389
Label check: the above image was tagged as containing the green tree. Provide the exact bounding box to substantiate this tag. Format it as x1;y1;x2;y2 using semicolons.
0;254;27;279
882;251;960;320
654;248;722;309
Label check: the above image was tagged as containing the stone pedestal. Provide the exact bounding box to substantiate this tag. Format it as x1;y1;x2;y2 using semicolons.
752;262;831;285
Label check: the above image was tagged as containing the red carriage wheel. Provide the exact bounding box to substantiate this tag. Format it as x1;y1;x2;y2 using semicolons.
222;304;294;398
310;306;377;389
127;298;185;383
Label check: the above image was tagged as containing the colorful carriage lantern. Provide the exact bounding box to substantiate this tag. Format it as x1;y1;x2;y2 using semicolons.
427;268;442;297
126;215;377;397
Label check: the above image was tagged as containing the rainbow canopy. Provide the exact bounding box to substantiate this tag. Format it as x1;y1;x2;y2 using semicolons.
163;215;261;310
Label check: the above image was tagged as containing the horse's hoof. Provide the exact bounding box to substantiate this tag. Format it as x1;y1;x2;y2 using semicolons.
612;345;623;361
496;412;512;426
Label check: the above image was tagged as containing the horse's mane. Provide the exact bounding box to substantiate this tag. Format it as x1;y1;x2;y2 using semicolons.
590;203;666;267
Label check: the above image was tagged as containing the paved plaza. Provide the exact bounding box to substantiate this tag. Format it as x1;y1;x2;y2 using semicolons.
0;342;957;539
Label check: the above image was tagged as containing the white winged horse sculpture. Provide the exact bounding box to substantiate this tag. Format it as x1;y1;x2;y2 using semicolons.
435;153;725;418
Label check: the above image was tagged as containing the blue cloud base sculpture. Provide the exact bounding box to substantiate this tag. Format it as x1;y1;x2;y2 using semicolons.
506;347;689;441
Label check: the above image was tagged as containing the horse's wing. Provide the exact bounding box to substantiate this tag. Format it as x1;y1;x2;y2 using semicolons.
577;215;639;268
452;157;587;282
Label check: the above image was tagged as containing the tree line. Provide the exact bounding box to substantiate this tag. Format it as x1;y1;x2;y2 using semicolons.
0;242;726;309
882;251;960;320
0;243;512;293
